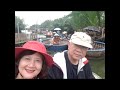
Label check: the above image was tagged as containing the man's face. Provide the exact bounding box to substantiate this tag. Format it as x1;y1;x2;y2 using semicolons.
68;42;88;61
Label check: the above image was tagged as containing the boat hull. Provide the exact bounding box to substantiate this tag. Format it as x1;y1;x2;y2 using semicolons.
45;44;68;52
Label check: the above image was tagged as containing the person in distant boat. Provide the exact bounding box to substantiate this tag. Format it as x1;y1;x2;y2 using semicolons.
47;32;95;79
15;41;53;79
51;33;61;45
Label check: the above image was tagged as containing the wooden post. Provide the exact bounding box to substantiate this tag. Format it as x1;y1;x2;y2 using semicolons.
100;27;104;38
17;22;20;44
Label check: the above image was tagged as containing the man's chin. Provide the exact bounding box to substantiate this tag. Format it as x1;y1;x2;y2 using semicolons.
73;57;81;61
75;55;83;60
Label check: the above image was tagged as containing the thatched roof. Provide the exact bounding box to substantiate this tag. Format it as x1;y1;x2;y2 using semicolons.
83;26;100;32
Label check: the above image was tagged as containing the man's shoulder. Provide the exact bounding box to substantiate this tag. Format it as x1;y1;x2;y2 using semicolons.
53;51;66;64
52;50;68;73
53;50;67;58
83;61;92;70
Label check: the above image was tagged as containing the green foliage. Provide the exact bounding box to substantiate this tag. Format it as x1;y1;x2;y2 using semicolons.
18;11;105;33
15;16;26;33
69;11;105;30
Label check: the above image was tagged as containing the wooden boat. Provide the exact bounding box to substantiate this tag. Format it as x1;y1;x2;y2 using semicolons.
45;44;68;52
87;41;105;57
42;37;105;57
42;38;68;52
92;72;102;79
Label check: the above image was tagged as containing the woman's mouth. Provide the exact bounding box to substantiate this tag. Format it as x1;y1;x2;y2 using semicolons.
25;69;35;73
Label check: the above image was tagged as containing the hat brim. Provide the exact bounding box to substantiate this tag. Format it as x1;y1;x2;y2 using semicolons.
70;40;93;48
15;47;53;66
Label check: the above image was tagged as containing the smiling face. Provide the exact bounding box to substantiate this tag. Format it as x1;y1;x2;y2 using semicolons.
16;52;43;79
68;42;88;62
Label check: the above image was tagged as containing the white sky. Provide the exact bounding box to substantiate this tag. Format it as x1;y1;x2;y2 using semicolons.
15;11;72;28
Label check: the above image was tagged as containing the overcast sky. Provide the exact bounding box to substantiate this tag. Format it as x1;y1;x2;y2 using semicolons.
15;11;72;28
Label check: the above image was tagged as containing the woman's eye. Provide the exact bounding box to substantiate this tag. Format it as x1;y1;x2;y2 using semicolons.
25;57;30;60
36;60;41;62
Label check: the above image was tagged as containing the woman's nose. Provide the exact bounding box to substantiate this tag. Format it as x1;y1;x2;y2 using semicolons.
28;60;35;67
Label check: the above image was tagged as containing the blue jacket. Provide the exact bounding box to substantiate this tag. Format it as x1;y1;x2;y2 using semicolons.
47;51;95;79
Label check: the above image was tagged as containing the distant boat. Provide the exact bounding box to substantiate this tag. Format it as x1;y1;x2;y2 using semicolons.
87;41;105;57
42;38;68;52
45;44;68;52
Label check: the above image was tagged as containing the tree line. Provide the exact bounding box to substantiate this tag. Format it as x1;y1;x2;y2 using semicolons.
15;11;105;33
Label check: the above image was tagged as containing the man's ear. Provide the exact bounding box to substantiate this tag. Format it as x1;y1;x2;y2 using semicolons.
67;41;70;47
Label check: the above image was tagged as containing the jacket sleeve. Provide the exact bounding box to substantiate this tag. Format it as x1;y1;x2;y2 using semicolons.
47;64;63;79
84;63;95;79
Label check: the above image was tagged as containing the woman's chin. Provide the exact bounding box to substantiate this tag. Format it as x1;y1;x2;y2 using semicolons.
23;76;34;79
22;74;35;79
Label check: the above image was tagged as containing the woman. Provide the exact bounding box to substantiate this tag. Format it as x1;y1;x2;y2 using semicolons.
15;41;53;79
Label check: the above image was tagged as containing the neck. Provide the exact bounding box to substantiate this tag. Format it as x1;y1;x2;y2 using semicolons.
16;73;23;79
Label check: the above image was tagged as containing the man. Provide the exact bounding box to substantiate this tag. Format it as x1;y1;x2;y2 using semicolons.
51;33;61;45
47;32;95;79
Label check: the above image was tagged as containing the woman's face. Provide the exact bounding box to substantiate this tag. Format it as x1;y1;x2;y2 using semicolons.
17;52;43;79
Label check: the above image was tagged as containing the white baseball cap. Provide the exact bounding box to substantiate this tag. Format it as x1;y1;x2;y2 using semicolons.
69;32;93;48
54;33;60;36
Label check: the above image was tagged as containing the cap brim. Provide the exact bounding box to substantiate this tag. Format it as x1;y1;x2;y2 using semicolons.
70;40;93;48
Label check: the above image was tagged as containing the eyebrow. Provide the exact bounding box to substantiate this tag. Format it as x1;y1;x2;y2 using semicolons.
35;58;42;60
23;55;42;59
